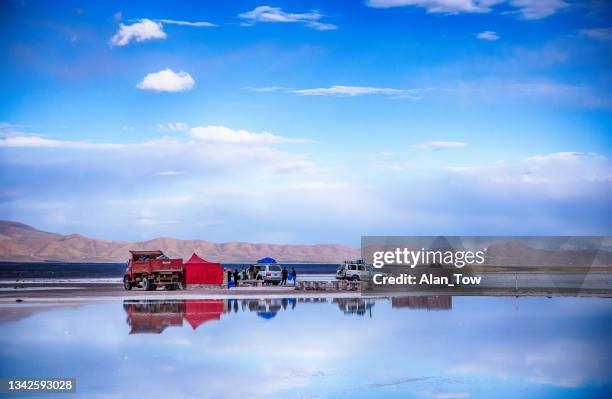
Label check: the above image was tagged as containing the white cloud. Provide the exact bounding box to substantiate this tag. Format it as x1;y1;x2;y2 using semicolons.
293;85;408;97
0;122;29;134
0;125;311;150
245;86;288;93
156;122;189;132
366;0;568;19
136;218;179;226
416;141;468;150
508;0;569;20
255;80;610;107
137;69;195;92
445;152;612;197
476;30;500;40
187;125;312;145
0;135;125;150
110;18;166;46
238;6;337;30
366;0;499;13
122;125;135;131
578;27;612;41
253;80;610;107
0;126;316;184
157;19;216;27
420;391;471;399
155;171;184;176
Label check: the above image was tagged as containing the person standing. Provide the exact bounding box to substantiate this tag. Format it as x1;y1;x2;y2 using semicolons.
281;267;288;286
226;269;232;288
291;267;297;286
233;269;240;287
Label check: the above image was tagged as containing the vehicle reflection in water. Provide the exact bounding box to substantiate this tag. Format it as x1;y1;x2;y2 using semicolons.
391;295;452;310
333;298;376;317
3;295;611;398
123;296;453;333
123;300;224;334
123;300;186;334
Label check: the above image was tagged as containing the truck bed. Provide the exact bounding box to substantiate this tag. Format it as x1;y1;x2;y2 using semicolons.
129;259;183;274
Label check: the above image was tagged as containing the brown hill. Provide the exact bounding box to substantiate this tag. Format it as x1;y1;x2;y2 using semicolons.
0;221;359;263
484;240;612;267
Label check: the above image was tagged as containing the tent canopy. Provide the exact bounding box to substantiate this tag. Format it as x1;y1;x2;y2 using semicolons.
183;253;223;285
186;253;211;264
257;257;277;264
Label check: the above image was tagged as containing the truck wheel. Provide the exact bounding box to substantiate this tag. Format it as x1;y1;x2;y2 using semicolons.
123;277;132;291
149;281;157;291
351;275;360;281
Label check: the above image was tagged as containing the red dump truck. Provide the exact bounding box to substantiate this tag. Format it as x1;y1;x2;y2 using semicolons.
123;250;183;291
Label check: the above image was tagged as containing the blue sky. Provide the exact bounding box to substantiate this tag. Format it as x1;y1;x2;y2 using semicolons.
1;0;611;245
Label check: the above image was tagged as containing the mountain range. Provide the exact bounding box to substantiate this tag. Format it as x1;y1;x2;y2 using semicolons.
0;221;360;263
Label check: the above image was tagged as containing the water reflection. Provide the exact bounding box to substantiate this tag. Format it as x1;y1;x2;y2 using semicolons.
391;295;452;310
124;301;185;334
1;296;611;398
124;297;452;333
333;298;376;317
123;300;225;333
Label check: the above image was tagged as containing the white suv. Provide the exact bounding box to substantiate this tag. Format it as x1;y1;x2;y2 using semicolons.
255;264;283;285
336;262;373;281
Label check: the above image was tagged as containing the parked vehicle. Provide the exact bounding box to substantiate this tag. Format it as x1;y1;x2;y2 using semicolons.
123;250;183;291
255;264;283;285
336;259;373;281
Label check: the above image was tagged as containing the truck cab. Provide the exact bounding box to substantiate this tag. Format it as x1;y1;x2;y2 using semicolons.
124;250;183;291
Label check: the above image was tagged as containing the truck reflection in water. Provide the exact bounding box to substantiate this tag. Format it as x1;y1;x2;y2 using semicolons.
123;300;185;334
124;296;453;333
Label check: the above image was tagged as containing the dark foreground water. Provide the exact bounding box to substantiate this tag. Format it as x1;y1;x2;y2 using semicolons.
0;262;339;279
0;296;611;398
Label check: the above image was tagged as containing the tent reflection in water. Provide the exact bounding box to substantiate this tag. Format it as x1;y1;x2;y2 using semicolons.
184;300;225;330
183;253;224;287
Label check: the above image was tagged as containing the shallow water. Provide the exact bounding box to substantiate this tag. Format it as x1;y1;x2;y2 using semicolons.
0;262;340;280
0;296;611;398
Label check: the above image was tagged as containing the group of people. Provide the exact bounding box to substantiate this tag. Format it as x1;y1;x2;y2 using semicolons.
280;266;297;286
225;266;298;287
227;269;242;287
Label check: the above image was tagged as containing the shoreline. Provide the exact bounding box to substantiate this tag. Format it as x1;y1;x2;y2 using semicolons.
1;284;611;305
1;270;611;304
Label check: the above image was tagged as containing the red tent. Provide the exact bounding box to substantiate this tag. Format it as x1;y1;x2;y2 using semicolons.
184;300;224;330
183;253;223;285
